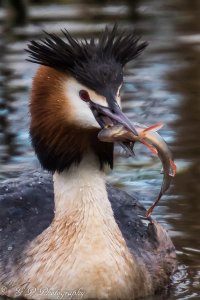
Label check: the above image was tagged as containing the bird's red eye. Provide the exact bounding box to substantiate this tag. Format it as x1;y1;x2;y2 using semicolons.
79;90;90;102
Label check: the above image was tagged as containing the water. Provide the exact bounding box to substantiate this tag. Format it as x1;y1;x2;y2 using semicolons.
0;0;200;299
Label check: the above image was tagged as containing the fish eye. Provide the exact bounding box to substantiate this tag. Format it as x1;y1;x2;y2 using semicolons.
79;90;90;102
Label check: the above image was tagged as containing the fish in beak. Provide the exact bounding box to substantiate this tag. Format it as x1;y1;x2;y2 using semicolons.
97;122;176;218
89;94;138;155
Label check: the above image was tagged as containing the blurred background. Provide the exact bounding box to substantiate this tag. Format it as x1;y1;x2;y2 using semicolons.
0;0;200;299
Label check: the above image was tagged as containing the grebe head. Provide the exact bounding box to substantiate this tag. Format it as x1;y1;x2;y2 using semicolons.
26;25;147;173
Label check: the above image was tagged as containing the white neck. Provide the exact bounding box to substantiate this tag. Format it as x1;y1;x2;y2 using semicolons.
53;153;112;220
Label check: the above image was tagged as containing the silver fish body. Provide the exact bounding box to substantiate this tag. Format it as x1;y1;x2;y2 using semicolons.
98;123;176;217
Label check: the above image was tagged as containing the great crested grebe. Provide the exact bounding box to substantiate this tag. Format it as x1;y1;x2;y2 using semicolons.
0;25;176;299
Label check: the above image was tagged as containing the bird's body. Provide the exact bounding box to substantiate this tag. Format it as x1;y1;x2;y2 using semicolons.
0;26;176;299
0;169;176;299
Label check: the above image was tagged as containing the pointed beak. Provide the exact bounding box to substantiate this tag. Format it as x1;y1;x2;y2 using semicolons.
89;100;138;136
89;92;138;156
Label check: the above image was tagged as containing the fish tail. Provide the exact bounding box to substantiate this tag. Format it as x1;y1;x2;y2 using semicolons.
143;122;164;133
146;191;163;218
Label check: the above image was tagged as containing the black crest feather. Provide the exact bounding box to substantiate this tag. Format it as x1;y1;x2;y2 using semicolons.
26;24;148;95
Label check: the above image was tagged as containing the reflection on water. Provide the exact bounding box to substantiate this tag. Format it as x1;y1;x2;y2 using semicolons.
0;0;200;299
